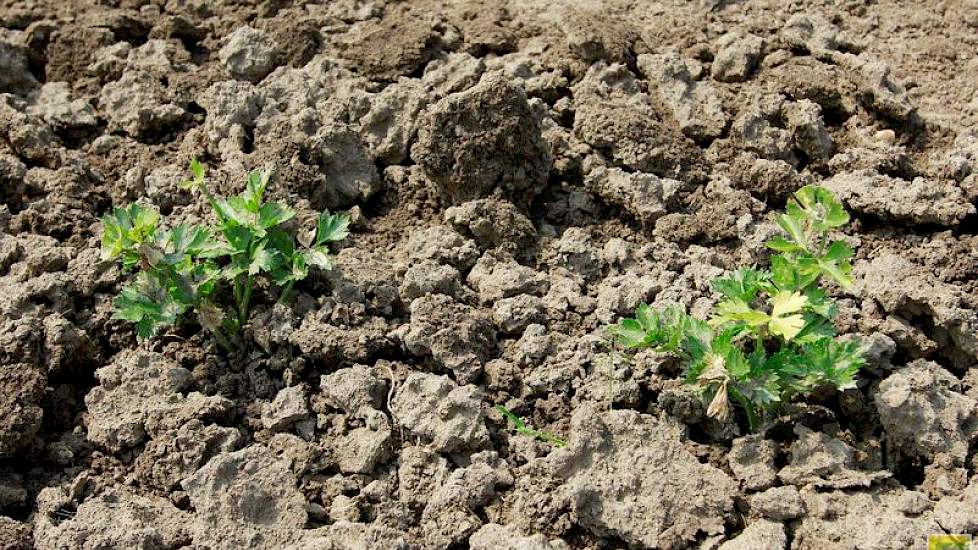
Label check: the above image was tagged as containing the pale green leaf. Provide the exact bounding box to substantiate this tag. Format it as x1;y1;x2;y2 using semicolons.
304;247;333;270
771;291;808;317
770;313;806;340
249;243;277;275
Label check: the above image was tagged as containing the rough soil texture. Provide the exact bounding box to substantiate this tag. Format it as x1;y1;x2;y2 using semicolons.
0;0;977;548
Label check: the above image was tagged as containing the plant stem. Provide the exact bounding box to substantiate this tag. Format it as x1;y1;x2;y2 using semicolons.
239;276;252;325
730;389;759;431
211;327;234;352
277;280;294;304
233;275;242;308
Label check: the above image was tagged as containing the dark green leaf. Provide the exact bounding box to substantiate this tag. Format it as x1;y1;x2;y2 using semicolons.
316;211;351;245
259;202;295;229
712;267;769;302
222;225;253;252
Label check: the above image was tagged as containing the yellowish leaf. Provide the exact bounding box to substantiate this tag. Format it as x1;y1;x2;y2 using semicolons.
772;291;808;317
770;314;806;340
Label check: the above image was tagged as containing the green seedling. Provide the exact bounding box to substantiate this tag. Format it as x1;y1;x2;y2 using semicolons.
495;405;567;448
102;159;350;350
609;185;865;431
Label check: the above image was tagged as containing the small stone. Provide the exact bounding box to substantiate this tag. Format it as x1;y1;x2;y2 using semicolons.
0;36;38;95
333;425;392;474
711;32;765;83
399;260;465;302
750;486;806;520
876;360;978;466
492;294;545;334
261;385;309;432
390;372;488;452
467;254;549;303
99;70;185;138
874;129;896;144
718;520;787;550
729;434;778;491
320;365;386;416
219;26;279;83
329;495;360;523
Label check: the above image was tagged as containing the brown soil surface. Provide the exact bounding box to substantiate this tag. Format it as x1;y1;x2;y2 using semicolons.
0;1;976;548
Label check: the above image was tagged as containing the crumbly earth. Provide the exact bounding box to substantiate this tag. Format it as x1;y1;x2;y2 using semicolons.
0;0;976;548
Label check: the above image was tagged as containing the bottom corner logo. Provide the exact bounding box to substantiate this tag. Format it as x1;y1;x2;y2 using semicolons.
929;534;973;550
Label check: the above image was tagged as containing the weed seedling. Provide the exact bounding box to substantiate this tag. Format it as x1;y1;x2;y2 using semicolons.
101;159;350;350
609;185;865;431
495;405;567;448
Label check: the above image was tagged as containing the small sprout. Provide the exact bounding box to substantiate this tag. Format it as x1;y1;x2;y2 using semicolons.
100;204;159;270
101;158;351;350
608;185;865;431
495;405;567;448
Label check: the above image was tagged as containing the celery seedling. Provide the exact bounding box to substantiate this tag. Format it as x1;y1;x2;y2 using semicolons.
495;405;567;448
609;185;864;430
102;159;350;349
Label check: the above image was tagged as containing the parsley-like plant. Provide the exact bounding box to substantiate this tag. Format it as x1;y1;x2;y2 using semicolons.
609;185;865;431
101;159;350;350
495;405;567;448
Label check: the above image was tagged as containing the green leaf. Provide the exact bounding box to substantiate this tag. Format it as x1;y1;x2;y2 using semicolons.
181;158;205;190
608;318;648;348
777;212;808;249
316;211;351;245
766;235;804;253
711;299;770;327
609;305;702;353
495;405;567;448
794;338;865;392
823;240;853;262
802;286;836;318
793;316;837;345
712;268;769;303
222;261;248;280
792;185;850;230
223;196;255;227
795;256;822;288
769;291;808;341
817;240;854;288
770;255;798;290
100;204;159;267
304;247;333;270
162;224;225;261
634;303;657;332
243;169;271;212
290;253;309;282
265;229;296;257
112;273;185;340
259;202;295;229
494;405;527;431
248;242;277;275
222;225;253;252
190;158;205;181
771;291;807;317
818;259;852;288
